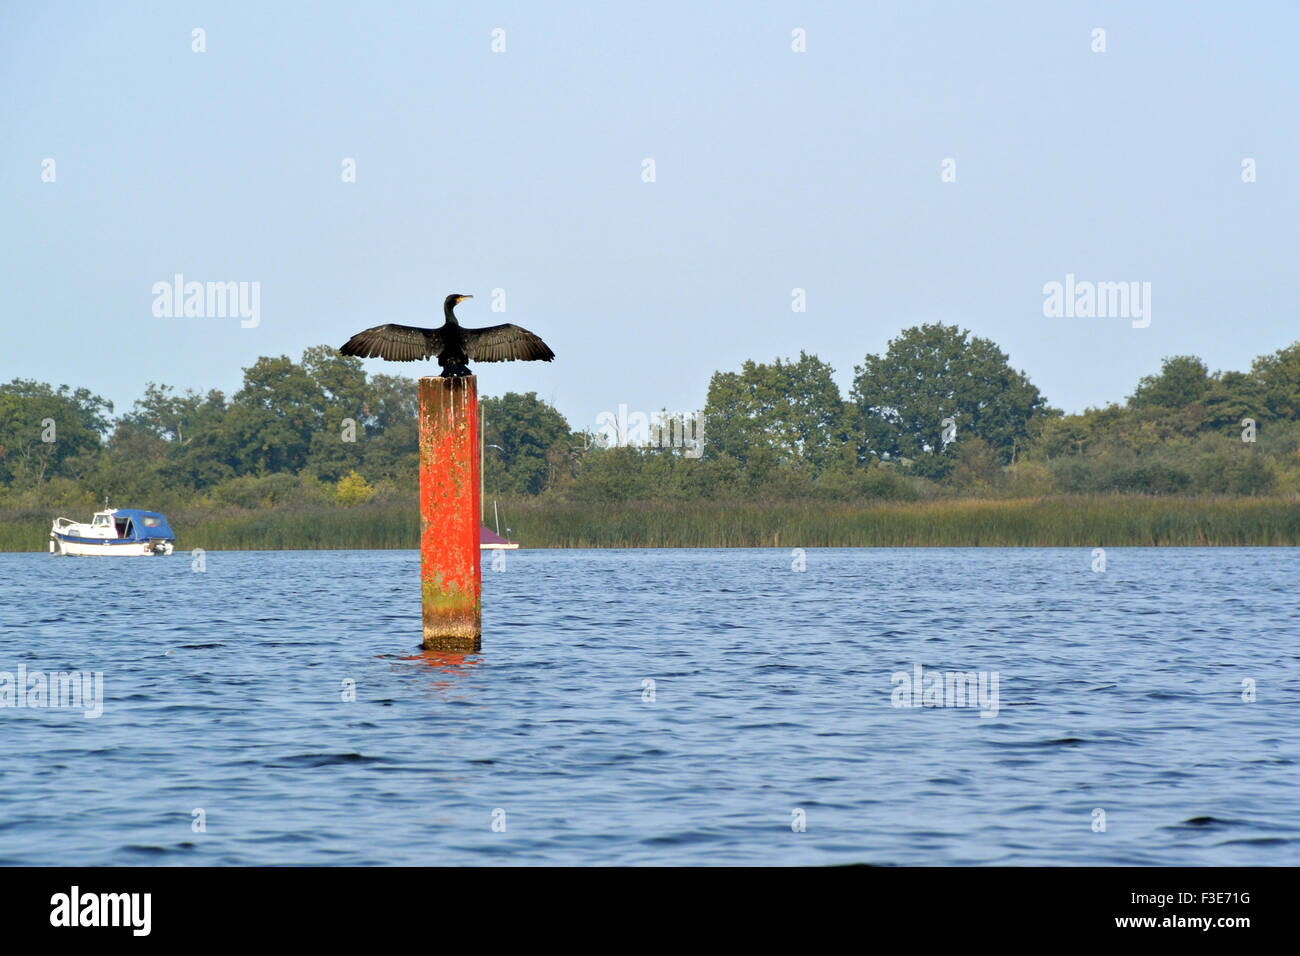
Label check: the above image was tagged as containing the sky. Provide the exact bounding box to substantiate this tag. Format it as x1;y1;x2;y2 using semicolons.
2;1;1297;433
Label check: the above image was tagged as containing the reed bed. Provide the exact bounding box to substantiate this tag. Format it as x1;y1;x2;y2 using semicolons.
3;496;1300;551
502;496;1300;548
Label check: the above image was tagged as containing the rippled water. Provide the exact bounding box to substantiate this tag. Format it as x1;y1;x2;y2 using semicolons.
1;547;1297;865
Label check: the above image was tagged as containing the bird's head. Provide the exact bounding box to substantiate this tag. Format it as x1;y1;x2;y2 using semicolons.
443;293;472;321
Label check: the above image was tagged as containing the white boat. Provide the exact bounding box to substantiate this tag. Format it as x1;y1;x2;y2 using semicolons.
50;508;176;556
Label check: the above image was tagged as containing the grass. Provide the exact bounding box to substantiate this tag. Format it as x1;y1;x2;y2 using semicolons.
4;495;1300;551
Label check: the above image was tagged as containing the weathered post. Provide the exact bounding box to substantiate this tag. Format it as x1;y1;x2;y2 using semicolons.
418;375;481;651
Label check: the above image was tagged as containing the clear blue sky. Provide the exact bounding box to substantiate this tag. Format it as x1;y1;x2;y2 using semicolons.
3;1;1297;431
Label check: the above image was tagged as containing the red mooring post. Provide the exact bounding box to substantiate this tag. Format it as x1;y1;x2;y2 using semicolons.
418;375;481;651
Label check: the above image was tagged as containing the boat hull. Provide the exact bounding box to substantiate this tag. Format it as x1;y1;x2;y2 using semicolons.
51;534;174;557
478;525;518;550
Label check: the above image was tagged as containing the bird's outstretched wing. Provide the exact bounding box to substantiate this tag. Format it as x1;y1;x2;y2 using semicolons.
339;324;441;362
461;324;555;363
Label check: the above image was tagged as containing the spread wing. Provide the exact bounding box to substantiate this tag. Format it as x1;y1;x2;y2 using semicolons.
339;324;441;362
461;323;555;363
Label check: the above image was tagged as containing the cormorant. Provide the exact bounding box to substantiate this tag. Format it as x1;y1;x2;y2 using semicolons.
339;294;555;376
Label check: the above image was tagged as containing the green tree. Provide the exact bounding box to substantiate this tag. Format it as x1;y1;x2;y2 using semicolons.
0;380;112;485
851;324;1049;466
119;383;201;443
351;372;419;483
1026;407;1111;460
224;354;326;475
703;351;848;476
482;392;573;495
1128;355;1213;411
1250;342;1300;421
563;446;656;501
158;389;233;489
300;347;370;483
1202;370;1266;433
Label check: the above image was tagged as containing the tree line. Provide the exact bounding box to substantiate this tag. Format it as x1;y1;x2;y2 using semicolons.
3;325;1299;517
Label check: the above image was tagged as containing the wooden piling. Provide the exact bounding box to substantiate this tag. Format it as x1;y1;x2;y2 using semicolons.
418;375;481;651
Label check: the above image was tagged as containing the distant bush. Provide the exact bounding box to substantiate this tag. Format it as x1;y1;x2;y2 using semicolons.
812;465;865;500
1195;451;1277;495
210;473;305;509
1108;461;1194;495
335;470;375;505
1004;461;1059;497
948;438;1004;493
906;453;954;481
861;463;925;501
756;466;817;500
1048;456;1192;495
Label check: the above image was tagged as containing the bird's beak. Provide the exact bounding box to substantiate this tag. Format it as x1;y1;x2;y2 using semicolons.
459;295;473;302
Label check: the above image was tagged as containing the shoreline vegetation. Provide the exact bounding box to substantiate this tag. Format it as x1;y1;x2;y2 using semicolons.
6;325;1300;551
5;495;1300;551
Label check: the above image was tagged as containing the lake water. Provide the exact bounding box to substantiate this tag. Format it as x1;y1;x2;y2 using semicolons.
1;547;1297;866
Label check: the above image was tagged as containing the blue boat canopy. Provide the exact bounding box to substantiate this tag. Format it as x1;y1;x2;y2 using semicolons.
113;509;176;541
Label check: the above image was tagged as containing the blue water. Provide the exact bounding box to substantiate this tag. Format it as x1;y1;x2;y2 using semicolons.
1;548;1297;865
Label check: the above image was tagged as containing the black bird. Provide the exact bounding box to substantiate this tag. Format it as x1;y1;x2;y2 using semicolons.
339;293;555;377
